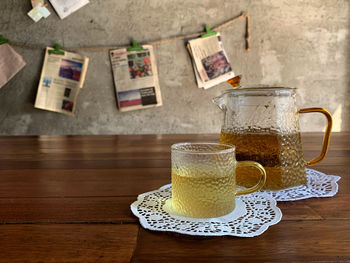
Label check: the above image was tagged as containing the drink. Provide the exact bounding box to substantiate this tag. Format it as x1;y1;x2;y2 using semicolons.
220;130;306;190
171;171;236;218
171;142;266;218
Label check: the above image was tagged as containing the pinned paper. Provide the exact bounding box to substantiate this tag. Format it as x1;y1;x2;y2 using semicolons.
187;28;235;89
28;6;43;22
110;44;162;112
37;5;51;18
28;4;51;22
31;0;44;8
0;44;26;89
34;47;89;116
49;0;89;19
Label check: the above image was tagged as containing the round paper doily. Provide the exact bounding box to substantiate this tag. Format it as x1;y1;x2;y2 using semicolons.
262;168;341;201
131;185;282;237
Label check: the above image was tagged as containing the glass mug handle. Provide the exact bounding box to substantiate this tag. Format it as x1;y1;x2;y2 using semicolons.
236;161;267;196
299;108;333;166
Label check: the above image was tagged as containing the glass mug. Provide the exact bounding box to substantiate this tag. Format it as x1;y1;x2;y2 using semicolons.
171;143;267;218
213;86;333;190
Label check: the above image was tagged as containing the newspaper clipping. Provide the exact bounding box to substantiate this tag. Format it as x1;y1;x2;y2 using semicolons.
34;47;89;116
109;45;162;112
0;44;26;89
49;0;89;19
187;33;235;89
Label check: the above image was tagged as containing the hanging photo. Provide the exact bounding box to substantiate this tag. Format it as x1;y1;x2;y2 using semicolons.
28;2;51;22
187;33;235;89
109;45;162;112
49;0;89;19
34;47;89;115
0;44;26;89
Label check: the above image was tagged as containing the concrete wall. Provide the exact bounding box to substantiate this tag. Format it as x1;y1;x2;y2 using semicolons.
0;0;349;135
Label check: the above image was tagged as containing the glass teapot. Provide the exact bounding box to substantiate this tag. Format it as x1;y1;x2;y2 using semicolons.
213;86;333;190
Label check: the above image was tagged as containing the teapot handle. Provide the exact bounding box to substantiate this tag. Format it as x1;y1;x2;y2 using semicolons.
299;108;333;166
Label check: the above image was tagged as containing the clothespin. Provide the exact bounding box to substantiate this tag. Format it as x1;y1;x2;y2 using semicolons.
201;25;218;38
127;40;144;51
48;44;65;55
0;35;10;45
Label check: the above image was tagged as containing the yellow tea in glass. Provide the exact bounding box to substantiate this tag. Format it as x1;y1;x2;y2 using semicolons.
171;143;266;218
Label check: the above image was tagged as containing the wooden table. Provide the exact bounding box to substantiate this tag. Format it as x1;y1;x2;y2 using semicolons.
0;133;349;262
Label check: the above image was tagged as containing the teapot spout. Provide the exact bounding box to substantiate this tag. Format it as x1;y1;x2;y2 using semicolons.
212;95;226;111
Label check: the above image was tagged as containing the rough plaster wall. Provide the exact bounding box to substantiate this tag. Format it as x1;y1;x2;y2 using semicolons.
0;0;349;135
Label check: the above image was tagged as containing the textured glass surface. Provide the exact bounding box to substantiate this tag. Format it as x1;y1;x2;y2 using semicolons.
171;143;236;218
218;87;307;190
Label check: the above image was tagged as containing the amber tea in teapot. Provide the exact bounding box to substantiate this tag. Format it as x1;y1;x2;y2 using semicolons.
214;86;332;190
220;130;306;190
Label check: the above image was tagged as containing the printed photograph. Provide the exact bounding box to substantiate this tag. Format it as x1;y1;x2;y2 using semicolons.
43;77;52;88
59;59;83;81
61;100;73;112
201;51;232;80
118;89;142;108
128;51;152;79
140;87;157;106
64;88;71;98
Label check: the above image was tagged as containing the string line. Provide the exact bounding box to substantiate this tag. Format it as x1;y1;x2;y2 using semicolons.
10;12;250;52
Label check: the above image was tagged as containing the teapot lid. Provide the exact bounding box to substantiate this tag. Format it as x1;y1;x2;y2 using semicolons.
235;85;295;90
223;85;296;96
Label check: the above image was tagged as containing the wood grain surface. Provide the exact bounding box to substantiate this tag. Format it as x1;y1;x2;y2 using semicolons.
0;133;349;262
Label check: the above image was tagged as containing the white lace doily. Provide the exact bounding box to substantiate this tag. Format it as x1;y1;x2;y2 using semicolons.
130;185;282;237
262;168;341;201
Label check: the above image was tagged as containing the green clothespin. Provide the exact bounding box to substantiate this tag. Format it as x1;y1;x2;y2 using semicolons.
48;44;65;55
0;35;10;45
201;26;218;38
127;40;144;51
